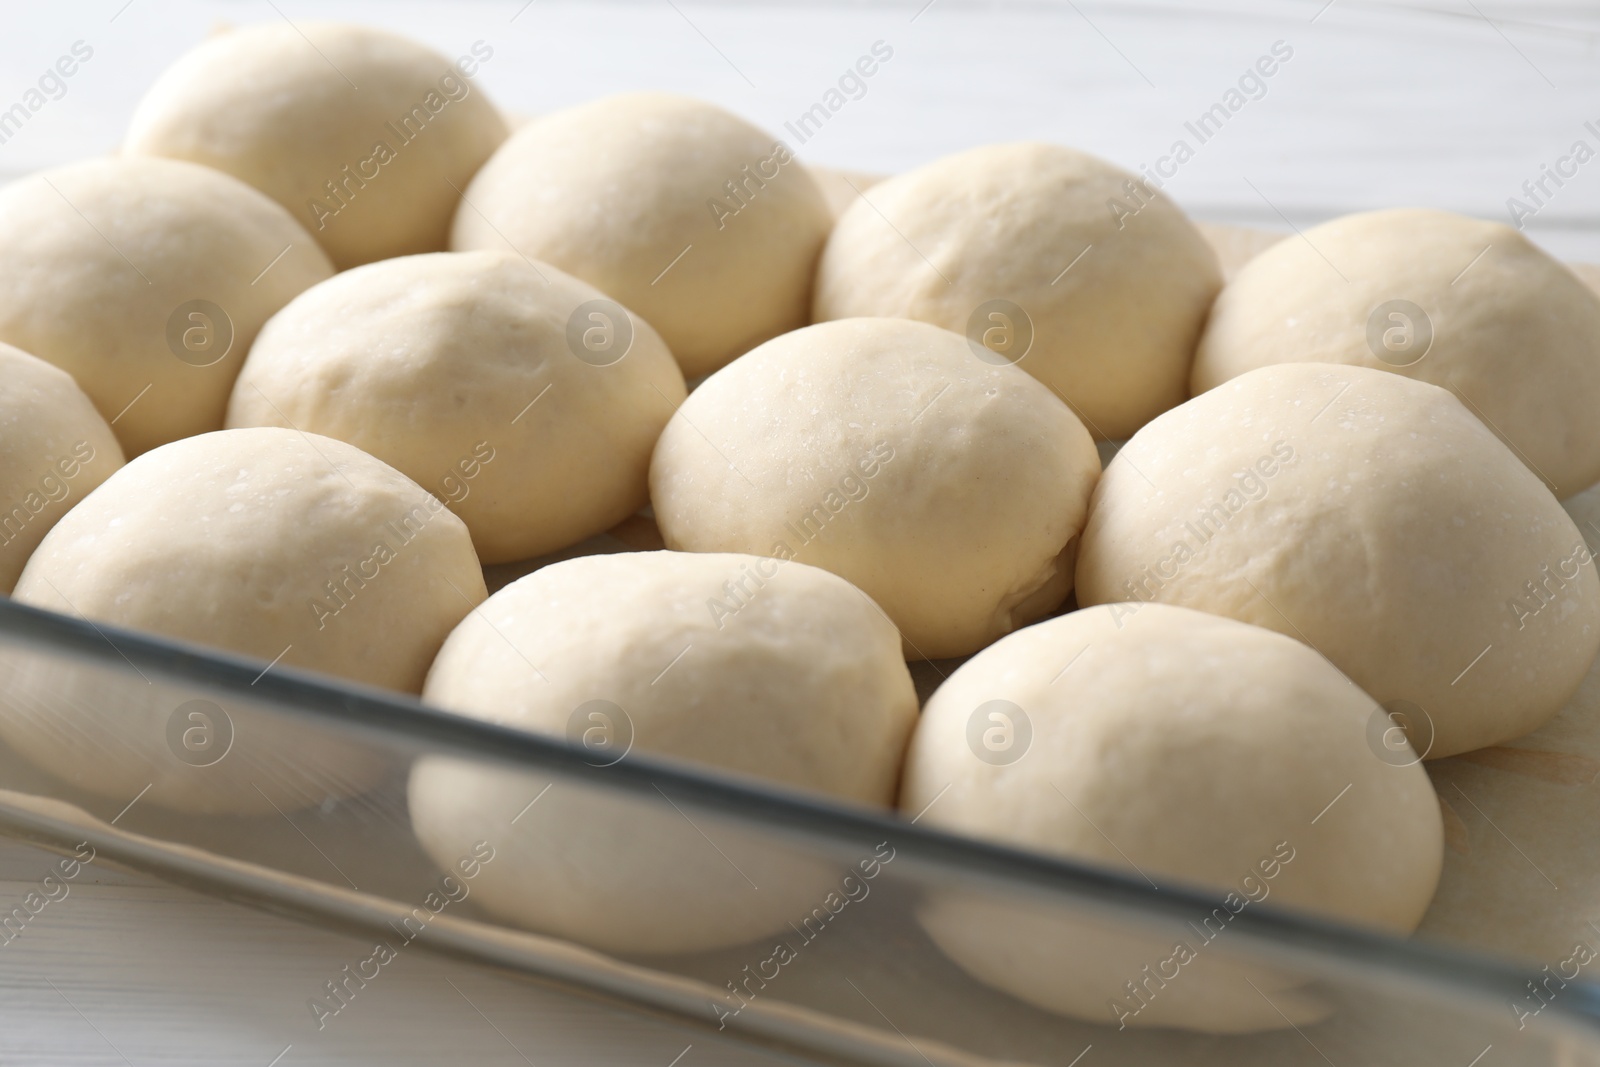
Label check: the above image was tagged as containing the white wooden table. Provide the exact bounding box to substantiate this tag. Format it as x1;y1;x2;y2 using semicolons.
4;1;1600;1062
5;0;1600;257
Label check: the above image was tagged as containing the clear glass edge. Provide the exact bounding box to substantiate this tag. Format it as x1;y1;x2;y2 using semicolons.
0;594;1595;1051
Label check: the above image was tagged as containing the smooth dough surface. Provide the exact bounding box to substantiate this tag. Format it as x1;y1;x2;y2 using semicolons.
903;604;1442;1032
6;427;485;814
451;92;833;378
228;251;687;563
125;22;509;269
408;550;918;954
0;344;124;592
1077;363;1600;758
649;318;1101;660
0;157;332;457
1193;208;1600;499
813;142;1223;440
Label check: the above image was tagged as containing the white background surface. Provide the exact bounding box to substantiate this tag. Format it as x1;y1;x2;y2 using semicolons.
4;1;1600;256
3;1;1600;1062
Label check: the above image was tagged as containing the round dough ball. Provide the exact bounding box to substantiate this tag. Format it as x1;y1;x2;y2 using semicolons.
0;344;124;592
227;251;687;563
451;92;832;378
0;157;332;457
408;550;917;954
6;427;486;814
902;603;1443;1033
813;142;1223;440
649;318;1101;660
125;22;509;270
1077;363;1600;758
1192;208;1600;499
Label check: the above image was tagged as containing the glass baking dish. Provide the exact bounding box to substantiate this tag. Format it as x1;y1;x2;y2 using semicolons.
0;572;1595;1067
6;3;1600;1060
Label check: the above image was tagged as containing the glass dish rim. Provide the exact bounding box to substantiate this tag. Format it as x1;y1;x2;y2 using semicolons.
1;592;1594;1046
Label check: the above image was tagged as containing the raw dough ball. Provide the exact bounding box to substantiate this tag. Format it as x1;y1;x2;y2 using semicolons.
451;92;833;378
16;426;484;691
408;550;917;954
228;251;687;563
0;157;332;457
649;318;1101;660
125;23;509;269
1077;363;1600;758
1193;208;1600;499
813;142;1223;440
5;427;486;814
0;344;124;593
902;603;1443;1033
